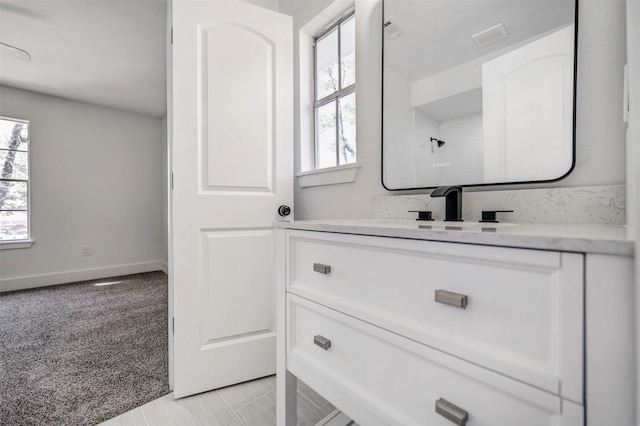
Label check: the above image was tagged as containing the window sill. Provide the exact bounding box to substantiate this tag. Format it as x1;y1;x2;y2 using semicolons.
297;163;360;188
0;239;34;250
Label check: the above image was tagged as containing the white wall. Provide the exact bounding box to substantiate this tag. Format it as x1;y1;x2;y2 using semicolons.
413;109;441;185
383;66;416;187
566;0;627;188
439;113;484;183
280;0;628;221
282;0;383;219
0;85;165;292
245;0;279;12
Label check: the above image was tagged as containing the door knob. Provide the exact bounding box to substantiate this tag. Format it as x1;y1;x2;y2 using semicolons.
278;205;291;217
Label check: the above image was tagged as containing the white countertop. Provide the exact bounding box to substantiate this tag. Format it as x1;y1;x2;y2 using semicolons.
275;219;635;256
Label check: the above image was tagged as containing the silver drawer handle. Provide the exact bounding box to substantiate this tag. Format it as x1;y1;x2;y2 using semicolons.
313;263;331;274
435;289;468;309
313;335;332;350
435;398;468;426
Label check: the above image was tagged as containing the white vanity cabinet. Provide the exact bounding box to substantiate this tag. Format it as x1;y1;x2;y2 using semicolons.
275;223;635;426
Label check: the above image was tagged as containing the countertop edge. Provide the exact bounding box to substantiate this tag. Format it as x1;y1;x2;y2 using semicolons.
274;221;634;257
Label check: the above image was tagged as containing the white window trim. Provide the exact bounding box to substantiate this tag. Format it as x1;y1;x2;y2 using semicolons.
296;162;361;187
0;240;34;250
0;115;31;246
298;0;358;187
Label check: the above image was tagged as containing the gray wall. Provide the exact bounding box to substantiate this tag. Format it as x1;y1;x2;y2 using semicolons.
0;85;165;291
280;0;628;220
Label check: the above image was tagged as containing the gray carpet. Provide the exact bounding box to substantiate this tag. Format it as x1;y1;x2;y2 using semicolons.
0;271;170;425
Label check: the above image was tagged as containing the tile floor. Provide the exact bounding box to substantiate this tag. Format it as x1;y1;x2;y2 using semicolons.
100;375;335;426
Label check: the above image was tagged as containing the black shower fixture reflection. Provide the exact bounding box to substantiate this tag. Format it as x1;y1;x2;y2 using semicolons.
430;137;446;148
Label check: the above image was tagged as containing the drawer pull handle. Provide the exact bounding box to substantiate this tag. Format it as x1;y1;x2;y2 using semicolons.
313;263;331;274
435;398;468;426
435;289;468;309
313;335;332;350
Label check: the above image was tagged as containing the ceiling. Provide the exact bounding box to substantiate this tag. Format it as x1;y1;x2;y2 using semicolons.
0;0;167;117
384;0;575;81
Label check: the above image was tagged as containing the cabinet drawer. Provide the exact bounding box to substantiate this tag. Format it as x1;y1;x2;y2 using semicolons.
287;230;583;401
287;295;583;426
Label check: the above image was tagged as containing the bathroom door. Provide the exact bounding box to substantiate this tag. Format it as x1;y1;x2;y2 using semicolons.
482;25;574;183
170;0;293;398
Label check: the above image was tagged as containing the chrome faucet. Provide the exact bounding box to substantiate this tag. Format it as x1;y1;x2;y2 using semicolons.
430;186;463;222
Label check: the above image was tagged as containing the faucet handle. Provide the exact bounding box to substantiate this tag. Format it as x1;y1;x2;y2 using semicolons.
479;210;513;223
408;210;434;221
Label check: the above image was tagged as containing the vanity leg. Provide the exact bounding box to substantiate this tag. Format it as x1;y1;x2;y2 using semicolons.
276;370;297;426
276;228;297;425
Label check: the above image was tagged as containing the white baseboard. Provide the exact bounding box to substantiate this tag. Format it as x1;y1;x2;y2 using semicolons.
0;261;165;293
160;261;169;274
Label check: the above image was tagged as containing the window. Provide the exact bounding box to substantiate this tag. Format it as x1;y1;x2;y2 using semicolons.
314;14;356;169
0;117;30;242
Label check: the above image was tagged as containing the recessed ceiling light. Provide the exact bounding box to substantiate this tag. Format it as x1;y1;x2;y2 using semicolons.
471;23;509;48
0;42;31;62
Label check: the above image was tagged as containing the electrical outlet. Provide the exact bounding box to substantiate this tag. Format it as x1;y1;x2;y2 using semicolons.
81;246;91;256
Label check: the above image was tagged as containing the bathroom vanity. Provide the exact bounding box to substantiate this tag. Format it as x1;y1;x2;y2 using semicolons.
275;220;634;426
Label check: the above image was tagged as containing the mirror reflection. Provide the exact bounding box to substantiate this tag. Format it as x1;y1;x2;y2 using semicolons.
382;0;577;190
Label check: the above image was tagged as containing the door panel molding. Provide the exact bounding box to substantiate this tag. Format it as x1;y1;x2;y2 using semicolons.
199;23;275;193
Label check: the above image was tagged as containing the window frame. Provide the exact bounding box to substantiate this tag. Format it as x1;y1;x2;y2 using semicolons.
313;12;356;170
0;115;31;247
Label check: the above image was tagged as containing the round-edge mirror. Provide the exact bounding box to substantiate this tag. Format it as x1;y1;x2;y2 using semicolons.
382;0;578;190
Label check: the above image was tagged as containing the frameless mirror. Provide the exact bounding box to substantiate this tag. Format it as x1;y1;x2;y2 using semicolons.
382;0;577;190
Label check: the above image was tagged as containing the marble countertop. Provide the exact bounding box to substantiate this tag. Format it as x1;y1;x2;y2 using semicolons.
274;219;635;256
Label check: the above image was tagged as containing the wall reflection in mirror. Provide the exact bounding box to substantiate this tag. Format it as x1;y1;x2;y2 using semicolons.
382;0;577;190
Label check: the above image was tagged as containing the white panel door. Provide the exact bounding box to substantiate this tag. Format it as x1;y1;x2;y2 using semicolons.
483;25;574;183
171;0;293;398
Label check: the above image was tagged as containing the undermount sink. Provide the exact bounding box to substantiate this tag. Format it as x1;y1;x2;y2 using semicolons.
347;219;518;232
417;221;518;231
